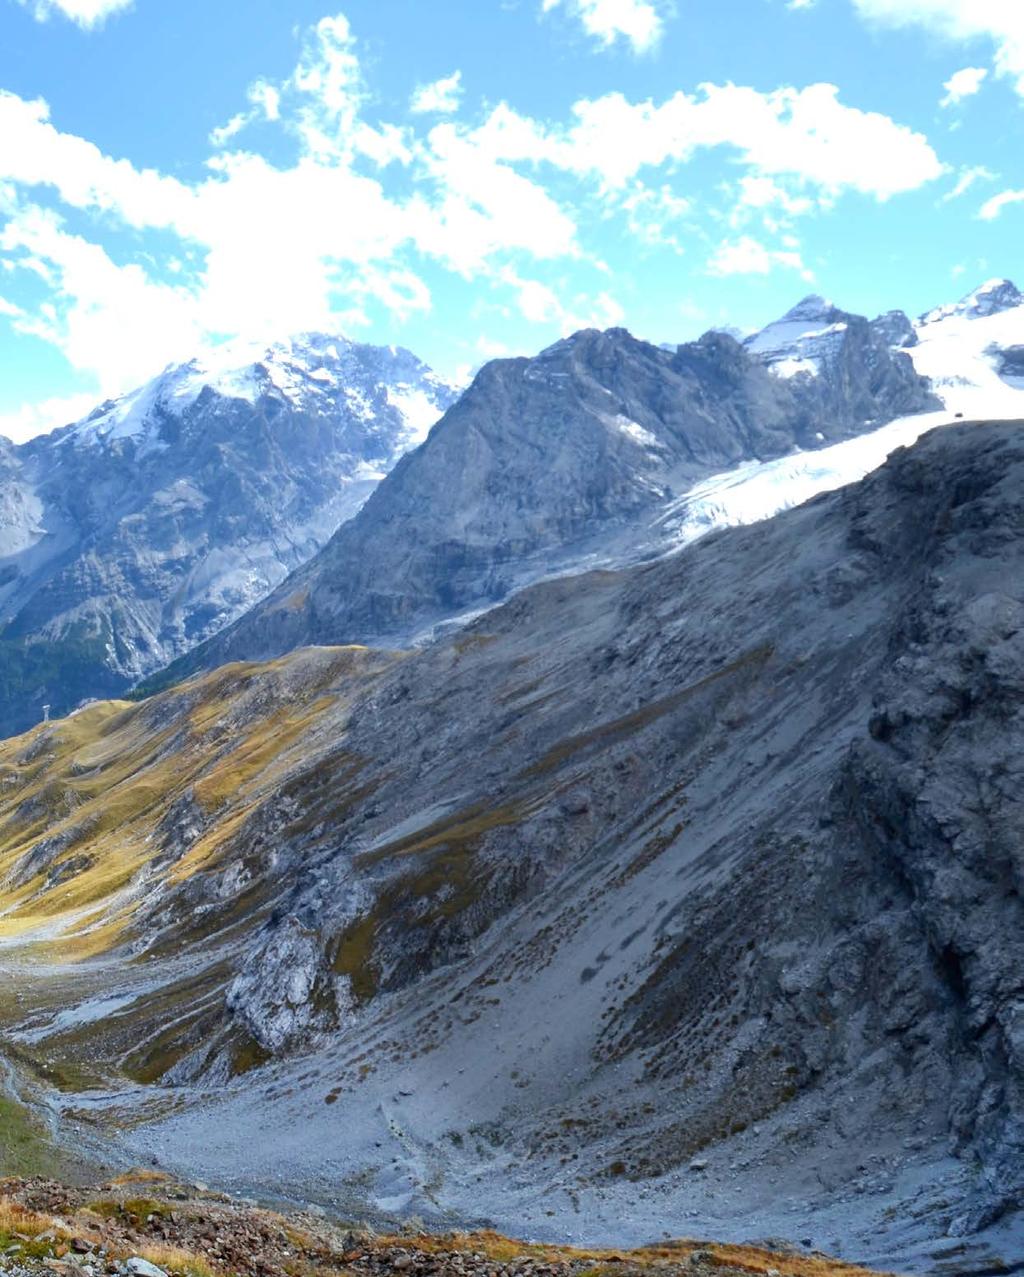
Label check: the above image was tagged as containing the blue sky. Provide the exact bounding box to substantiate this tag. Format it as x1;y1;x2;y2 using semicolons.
0;0;1021;440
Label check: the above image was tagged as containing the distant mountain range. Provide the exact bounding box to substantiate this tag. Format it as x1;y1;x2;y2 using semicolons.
2;278;1022;733
0;334;456;733
165;279;1024;678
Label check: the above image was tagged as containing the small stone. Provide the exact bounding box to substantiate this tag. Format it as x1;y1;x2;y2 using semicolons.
689;1158;709;1171
126;1259;169;1277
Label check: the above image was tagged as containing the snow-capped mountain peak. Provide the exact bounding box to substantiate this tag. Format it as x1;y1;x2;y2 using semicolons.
777;293;841;323
908;278;1024;418
0;333;458;733
919;277;1023;327
63;332;452;455
743;295;852;378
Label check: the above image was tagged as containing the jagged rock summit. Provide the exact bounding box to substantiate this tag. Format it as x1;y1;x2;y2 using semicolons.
0;333;456;734
170;317;935;672
918;277;1023;326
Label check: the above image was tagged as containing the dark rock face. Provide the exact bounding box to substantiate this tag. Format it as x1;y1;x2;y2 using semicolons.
0;335;455;734
2;423;1023;1265
870;308;918;349
958;279;1024;319
998;345;1024;379
178;322;936;672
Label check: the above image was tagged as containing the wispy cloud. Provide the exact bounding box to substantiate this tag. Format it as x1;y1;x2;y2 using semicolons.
978;188;1024;221
940;164;994;203
410;71;463;116
541;0;665;53
16;0;132;29
940;65;988;107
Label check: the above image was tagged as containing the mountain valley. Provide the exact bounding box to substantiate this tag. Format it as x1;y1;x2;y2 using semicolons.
0;416;1022;1273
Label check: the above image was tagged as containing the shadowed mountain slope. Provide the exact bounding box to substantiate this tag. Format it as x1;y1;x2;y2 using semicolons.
164;322;934;675
0;421;1021;1269
0;335;455;736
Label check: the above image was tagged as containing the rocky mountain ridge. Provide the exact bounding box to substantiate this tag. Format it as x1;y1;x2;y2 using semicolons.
0;421;1021;1272
0;333;456;735
170;310;937;672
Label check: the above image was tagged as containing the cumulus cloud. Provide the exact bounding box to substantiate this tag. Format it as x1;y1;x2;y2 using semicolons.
475;83;944;199
851;1;1024;97
940;65;989;106
0;9;946;405
541;0;664;53
0;203;204;391
0;91;196;231
0;390;101;444
16;0;132;27
410;71;463;116
706;234;814;280
978;188;1024;221
500;267;624;330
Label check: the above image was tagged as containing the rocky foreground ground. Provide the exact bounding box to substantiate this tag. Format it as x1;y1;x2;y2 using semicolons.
0;1175;894;1277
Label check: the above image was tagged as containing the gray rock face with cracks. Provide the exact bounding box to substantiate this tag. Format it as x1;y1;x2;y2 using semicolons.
0;333;455;734
173;319;936;673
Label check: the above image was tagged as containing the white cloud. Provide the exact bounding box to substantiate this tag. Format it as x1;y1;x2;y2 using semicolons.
0;91;196;232
0;203;204;394
209;113;249;148
978;188;1024;220
940;164;994;202
542;0;664;53
209;81;283;148
410;71;463;116
480;268;626;336
413;121;579;274
617;182;691;250
851;1;1024;97
531;83;944;199
940;65;989;106
0;390;99;443
0;19;581;389
707;234;814;280
0;293;23;318
16;0;132;28
734;174;814;220
0;9;946;409
787;0;818;8
249;81;281;122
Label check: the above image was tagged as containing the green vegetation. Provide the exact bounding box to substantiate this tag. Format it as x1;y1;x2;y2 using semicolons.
0;624;125;738
0;1091;67;1178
